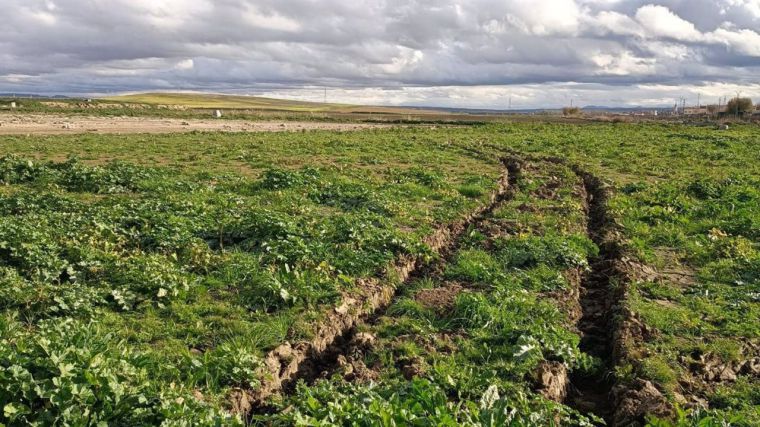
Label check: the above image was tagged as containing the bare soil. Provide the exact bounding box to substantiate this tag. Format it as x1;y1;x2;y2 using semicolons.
0;113;393;135
414;283;464;313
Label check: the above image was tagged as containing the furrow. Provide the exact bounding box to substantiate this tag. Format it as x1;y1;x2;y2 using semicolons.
569;169;672;426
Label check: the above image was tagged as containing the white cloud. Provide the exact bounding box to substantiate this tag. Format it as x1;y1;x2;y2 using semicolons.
1;74;33;83
632;5;760;57
706;26;760;56
174;59;195;71
244;5;301;32
723;0;760;19
126;0;213;28
1;0;759;107
592;51;656;75
586;11;644;37
504;0;581;35
380;47;424;74
635;4;703;41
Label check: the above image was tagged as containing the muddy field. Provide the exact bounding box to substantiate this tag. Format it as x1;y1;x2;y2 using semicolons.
0;113;393;135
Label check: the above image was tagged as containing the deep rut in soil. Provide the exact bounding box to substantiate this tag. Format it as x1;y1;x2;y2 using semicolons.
279;160;521;393
246;158;633;425
241;159;520;416
566;171;617;424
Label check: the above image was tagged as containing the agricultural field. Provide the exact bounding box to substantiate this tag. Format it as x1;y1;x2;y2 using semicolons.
103;93;437;115
0;95;447;123
0;122;758;426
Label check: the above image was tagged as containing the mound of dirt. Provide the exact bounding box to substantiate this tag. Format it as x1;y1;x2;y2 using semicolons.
414;283;463;313
613;379;672;426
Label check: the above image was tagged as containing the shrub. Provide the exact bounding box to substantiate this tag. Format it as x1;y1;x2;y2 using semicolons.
725;97;753;116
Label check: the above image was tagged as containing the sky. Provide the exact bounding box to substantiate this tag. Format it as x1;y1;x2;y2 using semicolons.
1;0;760;109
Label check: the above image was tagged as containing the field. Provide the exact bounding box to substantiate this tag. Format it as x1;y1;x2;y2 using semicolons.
1;94;578;125
0;94;450;123
0;121;758;426
103;93;437;115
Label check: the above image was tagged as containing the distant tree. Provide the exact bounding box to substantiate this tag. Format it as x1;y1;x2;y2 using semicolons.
562;106;581;116
726;97;753;116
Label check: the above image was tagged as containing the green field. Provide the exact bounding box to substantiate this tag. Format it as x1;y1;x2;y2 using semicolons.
0;122;758;426
106;92;346;111
1;94;465;123
104;93;429;115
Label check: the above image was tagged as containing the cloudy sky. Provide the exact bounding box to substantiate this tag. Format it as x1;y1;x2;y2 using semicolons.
2;0;760;108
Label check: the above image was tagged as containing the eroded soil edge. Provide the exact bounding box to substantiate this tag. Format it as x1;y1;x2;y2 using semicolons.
570;169;673;426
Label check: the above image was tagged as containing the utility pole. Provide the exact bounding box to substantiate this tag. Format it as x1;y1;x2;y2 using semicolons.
508;95;512;110
323;87;327;104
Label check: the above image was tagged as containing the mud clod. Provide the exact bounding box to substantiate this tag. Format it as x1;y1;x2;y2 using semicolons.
613;380;672;427
401;358;424;380
535;361;569;402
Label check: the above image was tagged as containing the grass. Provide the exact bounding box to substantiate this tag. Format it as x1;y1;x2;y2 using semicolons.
0;120;758;425
257;160;597;425
0;130;502;425
0;93;448;122
104;92;347;111
103;93;438;116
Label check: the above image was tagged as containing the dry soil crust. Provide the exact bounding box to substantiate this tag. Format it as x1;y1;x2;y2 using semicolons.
0;113;395;135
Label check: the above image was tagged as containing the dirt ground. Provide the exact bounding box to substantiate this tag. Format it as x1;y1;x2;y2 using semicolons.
0;113;393;135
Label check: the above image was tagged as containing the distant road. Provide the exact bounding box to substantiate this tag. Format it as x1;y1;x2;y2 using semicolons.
0;113;395;135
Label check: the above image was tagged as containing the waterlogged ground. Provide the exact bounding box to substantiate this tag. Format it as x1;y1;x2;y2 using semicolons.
0;122;758;425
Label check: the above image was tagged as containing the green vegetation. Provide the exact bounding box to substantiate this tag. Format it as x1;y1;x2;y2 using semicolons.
0;121;758;425
258;160;599;426
725;97;754;116
105;93;347;111
0;93;440;121
104;93;433;116
0;130;501;425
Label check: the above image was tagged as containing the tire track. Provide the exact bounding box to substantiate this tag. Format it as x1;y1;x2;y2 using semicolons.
278;160;523;394
236;158;519;416
566;171;616;423
569;169;672;426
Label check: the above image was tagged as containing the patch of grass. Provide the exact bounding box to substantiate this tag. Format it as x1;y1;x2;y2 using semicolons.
444;249;501;282
2;120;759;423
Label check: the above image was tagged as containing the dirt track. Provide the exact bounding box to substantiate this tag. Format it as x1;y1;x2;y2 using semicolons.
0;113;392;135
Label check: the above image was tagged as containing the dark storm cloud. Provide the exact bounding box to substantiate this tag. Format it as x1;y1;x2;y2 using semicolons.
1;0;760;107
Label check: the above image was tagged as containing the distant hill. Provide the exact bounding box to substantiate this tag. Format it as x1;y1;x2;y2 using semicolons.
103;92;440;115
0;94;69;99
